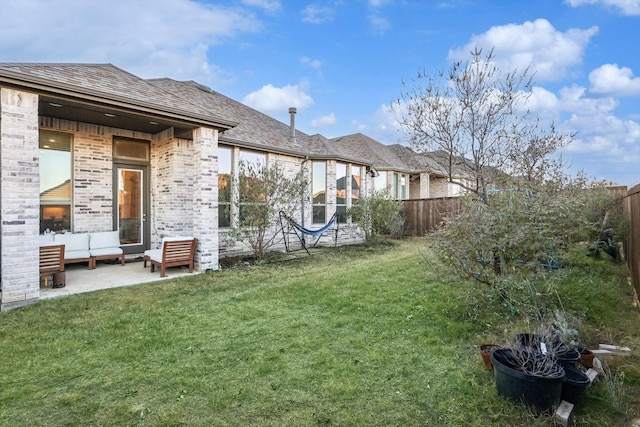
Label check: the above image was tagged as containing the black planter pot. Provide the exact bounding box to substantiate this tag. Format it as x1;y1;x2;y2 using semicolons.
561;364;591;405
491;348;566;413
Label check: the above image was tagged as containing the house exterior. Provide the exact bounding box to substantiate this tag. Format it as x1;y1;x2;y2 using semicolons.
331;133;472;199
0;63;466;310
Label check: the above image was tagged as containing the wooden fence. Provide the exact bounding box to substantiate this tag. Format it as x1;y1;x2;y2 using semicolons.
402;197;461;236
623;183;640;307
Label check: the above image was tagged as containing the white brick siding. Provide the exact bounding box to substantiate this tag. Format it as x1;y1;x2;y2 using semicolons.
150;128;195;246
192;127;218;271
1;88;41;310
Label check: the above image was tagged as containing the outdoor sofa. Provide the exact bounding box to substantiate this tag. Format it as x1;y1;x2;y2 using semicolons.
39;231;124;269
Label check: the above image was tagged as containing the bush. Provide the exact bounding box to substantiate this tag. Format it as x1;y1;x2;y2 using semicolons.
434;176;627;315
349;190;404;241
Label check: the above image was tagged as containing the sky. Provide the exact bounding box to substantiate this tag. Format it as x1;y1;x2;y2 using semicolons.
1;0;639;187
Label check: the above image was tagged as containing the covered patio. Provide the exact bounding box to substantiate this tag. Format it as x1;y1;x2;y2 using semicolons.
39;255;198;301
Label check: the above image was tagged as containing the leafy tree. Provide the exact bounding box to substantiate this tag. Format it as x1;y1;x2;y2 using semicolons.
393;48;573;202
229;160;308;259
435;175;627;316
349;190;404;241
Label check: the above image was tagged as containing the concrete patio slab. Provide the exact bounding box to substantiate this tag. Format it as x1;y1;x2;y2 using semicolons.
39;255;198;300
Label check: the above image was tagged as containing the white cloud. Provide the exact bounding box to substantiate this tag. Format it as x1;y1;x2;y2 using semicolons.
368;14;391;34
311;112;337;128
242;83;314;114
350;103;404;143
300;56;323;70
565;0;640;15
527;87;562;119
448;19;598;82
588;64;640;96
301;4;335;24
0;0;261;86
241;0;282;14
540;83;640;184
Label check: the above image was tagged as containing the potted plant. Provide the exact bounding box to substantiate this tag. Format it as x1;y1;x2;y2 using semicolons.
491;346;566;413
480;343;501;371
578;346;595;368
491;327;569;413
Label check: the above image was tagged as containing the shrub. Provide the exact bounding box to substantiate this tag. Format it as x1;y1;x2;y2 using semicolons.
349;190;404;241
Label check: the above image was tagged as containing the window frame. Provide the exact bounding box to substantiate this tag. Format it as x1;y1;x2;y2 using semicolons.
237;149;267;226
336;162;347;224
39;131;72;234
218;146;232;228
312;161;327;224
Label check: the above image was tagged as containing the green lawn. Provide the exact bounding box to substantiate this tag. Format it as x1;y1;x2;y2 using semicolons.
0;239;638;426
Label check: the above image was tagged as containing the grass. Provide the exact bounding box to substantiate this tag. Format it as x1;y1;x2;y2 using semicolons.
0;238;638;426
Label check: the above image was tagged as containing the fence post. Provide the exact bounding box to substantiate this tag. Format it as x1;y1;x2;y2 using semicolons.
623;184;640;311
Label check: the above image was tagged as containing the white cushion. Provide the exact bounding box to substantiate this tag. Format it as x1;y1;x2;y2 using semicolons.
89;231;121;250
39;234;55;246
144;249;162;263
90;247;123;257
55;233;90;252
64;250;92;260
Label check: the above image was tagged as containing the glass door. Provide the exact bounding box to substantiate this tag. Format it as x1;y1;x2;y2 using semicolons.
115;165;149;254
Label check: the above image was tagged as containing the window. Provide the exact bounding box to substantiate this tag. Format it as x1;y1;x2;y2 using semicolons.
238;150;266;223
39;131;72;233
400;174;407;199
393;173;399;199
114;138;149;161
374;171;387;193
336;163;347;223
312;161;326;224
351;166;361;203
218;147;232;227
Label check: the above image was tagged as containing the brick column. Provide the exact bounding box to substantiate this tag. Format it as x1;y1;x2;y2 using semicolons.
192;127;218;271
1;88;41;310
420;172;431;198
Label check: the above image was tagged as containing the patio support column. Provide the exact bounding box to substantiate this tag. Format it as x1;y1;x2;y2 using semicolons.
0;88;41;310
192;126;218;271
420;172;430;199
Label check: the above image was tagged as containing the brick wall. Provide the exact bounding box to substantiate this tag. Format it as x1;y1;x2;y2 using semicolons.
429;176;450;198
1;88;40;310
40;117;155;233
150;128;195;246
192;127;218;271
218;155;366;258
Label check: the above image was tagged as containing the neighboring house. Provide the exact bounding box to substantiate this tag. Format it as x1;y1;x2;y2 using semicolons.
331;133;474;199
0;63;470;310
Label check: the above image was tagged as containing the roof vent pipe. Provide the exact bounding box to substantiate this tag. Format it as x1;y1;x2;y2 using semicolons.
289;107;298;145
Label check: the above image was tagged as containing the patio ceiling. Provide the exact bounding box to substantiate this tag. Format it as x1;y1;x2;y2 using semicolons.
40;94;198;139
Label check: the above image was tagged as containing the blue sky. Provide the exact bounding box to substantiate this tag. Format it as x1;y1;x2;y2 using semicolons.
1;0;639;186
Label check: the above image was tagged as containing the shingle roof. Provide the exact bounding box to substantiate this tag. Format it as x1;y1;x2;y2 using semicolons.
330;133;477;178
147;79;368;164
0;63;235;126
148;78;306;153
330;133;410;170
1;64;475;176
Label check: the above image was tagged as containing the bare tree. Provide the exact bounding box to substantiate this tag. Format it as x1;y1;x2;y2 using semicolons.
394;48;573;202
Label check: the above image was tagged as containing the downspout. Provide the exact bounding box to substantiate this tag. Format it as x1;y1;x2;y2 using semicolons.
301;157;309;247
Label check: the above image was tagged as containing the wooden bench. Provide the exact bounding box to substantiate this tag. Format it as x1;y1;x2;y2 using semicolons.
144;238;197;277
39;244;65;287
